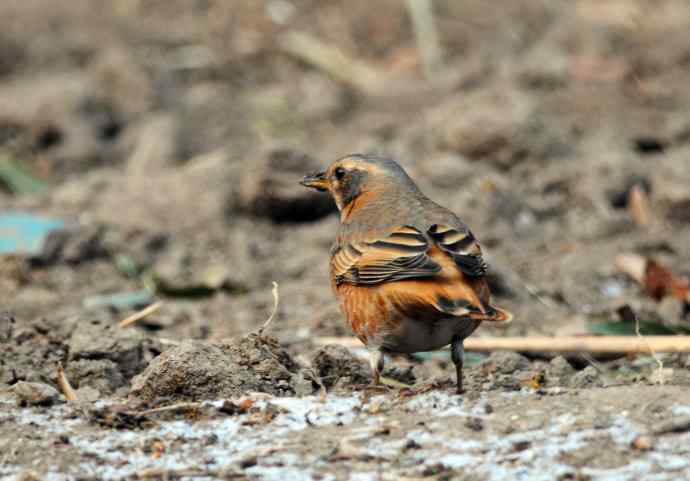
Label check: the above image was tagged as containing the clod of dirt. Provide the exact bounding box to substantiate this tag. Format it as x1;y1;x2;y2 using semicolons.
431;86;566;170
0;315;159;394
12;381;62;407
218;399;254;416
130;334;301;402
88;404;154;430
68;318;155;382
0;311;15;342
383;365;417;385
546;356;576;387
31;225;110;265
65;360;124;395
235;147;337;223
311;344;371;389
570;366;604;389
1;316;71;386
475;351;532;391
480;351;531;375
667;198;690;224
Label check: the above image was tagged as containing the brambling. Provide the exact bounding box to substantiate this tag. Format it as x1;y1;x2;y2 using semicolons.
301;154;511;393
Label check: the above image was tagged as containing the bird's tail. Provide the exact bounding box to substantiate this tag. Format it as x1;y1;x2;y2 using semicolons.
473;305;513;323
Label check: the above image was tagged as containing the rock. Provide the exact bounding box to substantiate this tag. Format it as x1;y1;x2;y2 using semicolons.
130;334;300;402
12;381;62;407
310;344;371;389
546;356;576;387
570;366;604;389
235;146;337;223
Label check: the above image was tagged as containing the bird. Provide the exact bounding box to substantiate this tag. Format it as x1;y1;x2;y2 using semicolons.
300;154;511;393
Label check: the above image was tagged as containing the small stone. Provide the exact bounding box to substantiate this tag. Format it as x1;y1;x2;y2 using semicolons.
464;416;484;432
481;351;531;375
218;399;252;416
12;381;62;407
292;369;317;397
14;471;41;481
631;435;653;451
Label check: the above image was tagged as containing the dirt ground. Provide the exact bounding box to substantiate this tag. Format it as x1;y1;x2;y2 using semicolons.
2;1;690;480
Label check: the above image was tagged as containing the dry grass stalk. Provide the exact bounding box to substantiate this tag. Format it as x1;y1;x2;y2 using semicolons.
137;402;203;417
258;281;280;338
634;313;667;384
119;301;163;328
56;362;79;402
277;31;388;96
405;0;444;79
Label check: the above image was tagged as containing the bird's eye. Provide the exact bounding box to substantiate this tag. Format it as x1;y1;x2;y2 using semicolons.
334;167;346;180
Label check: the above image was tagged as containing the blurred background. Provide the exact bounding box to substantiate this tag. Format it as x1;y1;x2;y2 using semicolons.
2;0;690;353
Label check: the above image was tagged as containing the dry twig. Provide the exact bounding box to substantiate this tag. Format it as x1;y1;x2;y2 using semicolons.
119;301;163;328
628;183;651;227
314;335;690;354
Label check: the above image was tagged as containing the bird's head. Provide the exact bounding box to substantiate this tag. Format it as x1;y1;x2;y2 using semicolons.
300;154;417;212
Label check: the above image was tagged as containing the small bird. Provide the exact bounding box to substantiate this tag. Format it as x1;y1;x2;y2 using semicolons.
301;154;511;393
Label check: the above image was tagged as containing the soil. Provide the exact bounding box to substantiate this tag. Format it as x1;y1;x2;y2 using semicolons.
2;1;690;480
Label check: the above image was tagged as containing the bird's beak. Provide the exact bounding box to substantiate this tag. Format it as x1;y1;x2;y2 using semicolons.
300;171;329;192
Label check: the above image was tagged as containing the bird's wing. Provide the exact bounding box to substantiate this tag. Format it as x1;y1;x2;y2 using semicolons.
427;223;487;277
332;225;441;285
374;242;511;323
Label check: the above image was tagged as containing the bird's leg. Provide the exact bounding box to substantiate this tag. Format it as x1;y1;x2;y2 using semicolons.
451;335;464;394
369;349;384;386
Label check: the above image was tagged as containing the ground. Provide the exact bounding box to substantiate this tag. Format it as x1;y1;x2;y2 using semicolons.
1;1;690;480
